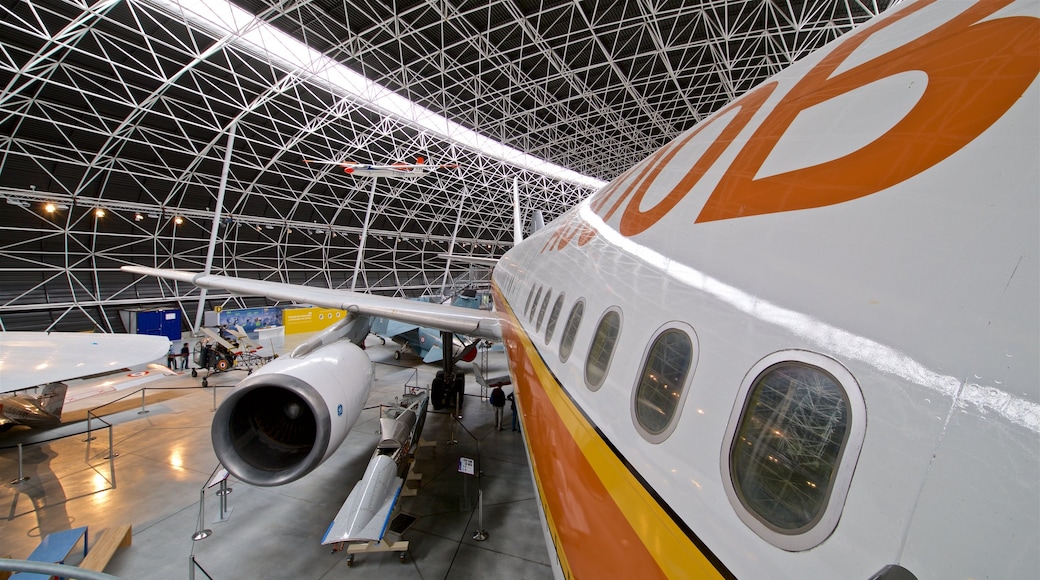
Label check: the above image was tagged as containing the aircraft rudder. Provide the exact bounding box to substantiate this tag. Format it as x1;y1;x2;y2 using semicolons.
39;382;68;417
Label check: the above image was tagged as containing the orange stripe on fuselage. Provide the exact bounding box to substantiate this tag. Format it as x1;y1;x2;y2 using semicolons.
492;284;727;579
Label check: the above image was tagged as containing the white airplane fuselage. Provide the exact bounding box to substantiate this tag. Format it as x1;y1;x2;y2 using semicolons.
491;1;1039;578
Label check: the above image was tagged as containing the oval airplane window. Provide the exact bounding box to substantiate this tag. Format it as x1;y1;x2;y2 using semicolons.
544;293;565;344
722;351;865;551
585;308;621;391
632;325;697;443
558;299;585;363
524;286;536;318
536;289;552;332
529;286;543;322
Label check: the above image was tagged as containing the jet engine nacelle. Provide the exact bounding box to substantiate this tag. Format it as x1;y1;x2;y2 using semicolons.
211;340;372;486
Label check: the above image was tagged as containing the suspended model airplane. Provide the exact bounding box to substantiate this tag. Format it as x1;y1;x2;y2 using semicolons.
302;156;458;179
124;1;1039;577
0;332;173;431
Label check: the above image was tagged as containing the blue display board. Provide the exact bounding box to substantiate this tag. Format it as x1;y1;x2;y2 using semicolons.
218;307;283;338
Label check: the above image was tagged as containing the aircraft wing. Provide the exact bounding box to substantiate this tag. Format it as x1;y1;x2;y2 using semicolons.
121;266;501;340
63;363;180;406
0;332;171;392
438;253;499;268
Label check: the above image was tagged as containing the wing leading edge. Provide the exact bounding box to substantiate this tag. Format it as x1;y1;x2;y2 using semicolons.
120;266;501;340
0;332;171;392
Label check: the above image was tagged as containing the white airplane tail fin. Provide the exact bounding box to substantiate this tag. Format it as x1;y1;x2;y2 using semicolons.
530;209;545;235
512;177;522;244
38;382;68;417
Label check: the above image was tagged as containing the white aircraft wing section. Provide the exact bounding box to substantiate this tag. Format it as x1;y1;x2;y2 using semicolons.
63;363;180;407
0;332;171;392
437;253;499;268
121;266;501;340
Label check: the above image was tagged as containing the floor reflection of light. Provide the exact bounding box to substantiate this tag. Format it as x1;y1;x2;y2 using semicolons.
170;448;185;470
90;473;113;508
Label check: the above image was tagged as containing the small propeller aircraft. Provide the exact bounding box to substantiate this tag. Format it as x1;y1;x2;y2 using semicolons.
302;156;458;179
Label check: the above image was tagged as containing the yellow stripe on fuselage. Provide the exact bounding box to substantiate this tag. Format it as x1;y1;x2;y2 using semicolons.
493;284;727;579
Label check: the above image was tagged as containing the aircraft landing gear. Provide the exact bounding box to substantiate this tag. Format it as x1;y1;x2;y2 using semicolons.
394;350;401;360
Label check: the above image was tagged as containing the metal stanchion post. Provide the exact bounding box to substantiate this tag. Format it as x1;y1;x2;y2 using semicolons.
448;415;459;445
472;489;488;541
214;479;233;523
447;392;460;445
83;413;96;442
193;490;211;541
138;389;149;415
108;425;117;487
10;444;29;484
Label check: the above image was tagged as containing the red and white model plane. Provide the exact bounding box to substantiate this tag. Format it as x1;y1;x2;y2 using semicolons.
303;156;458;179
125;1;1039;577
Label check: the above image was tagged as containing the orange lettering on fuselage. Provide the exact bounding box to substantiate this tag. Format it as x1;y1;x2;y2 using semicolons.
616;82;778;236
553;1;1039;254
697;0;1040;222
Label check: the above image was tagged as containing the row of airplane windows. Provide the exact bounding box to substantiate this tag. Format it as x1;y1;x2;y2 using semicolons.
519;280;864;551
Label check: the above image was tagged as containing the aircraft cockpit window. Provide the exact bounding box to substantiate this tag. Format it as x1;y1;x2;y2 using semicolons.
536;289;552;332
544;293;565;344
632;325;696;443
559;299;585;363
722;351;866;551
585;308;621;391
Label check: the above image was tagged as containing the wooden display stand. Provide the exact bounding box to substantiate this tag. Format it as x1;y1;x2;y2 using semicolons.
345;538;409;566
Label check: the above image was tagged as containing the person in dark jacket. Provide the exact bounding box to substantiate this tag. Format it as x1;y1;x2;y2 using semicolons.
490;385;506;430
180;342;190;370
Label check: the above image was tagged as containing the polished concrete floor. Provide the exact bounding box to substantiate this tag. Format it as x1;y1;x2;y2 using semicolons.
0;334;551;579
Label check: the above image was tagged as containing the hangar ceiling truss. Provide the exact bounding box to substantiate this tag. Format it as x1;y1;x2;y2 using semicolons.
0;0;890;332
